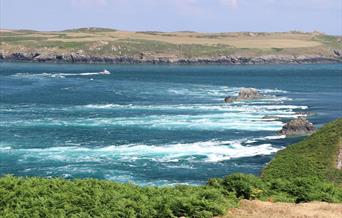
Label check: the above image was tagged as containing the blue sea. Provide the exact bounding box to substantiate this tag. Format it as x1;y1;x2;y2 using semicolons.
0;62;341;185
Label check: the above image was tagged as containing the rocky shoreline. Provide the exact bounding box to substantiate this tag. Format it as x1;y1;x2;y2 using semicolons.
1;52;341;64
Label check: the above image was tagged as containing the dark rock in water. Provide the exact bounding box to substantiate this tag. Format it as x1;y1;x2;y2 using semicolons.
224;88;264;103
296;111;316;117
262;115;280;120
279;117;315;136
224;96;235;103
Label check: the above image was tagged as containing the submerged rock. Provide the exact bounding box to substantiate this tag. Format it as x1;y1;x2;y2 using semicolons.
296;111;316;117
279;117;315;136
262;115;281;120
224;88;264;103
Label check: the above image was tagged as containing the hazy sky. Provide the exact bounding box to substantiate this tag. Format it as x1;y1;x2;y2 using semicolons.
1;0;341;35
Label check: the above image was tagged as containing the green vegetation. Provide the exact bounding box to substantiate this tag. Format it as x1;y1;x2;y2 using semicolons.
1;119;341;217
1;174;341;217
63;27;118;33
209;174;342;204
0;176;236;218
262;118;342;183
314;35;342;49
1;29;341;59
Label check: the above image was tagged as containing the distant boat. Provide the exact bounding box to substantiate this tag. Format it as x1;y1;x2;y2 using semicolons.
100;69;111;75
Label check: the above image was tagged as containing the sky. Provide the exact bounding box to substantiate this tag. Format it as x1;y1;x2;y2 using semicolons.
0;0;341;35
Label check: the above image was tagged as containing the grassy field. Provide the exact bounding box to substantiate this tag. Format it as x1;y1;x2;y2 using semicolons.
1;119;342;217
1;28;341;59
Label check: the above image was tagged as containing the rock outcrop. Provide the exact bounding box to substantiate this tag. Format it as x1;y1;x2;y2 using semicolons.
296;111;316;117
337;147;342;170
279;117;315;136
224;88;264;103
332;49;342;57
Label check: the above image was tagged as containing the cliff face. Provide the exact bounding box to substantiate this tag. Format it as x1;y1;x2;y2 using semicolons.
1;29;341;64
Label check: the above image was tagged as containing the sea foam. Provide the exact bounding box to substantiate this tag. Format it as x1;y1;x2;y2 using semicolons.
9;137;283;164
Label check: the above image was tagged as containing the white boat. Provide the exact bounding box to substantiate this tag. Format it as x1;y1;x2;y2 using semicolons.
100;69;111;75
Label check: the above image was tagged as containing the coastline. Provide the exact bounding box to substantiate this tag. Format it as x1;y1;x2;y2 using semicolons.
1;52;341;65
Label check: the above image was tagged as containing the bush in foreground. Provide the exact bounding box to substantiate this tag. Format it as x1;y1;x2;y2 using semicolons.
1;174;341;217
0;175;236;218
208;173;342;204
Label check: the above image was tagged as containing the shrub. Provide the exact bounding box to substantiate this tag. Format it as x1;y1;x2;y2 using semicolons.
220;174;266;199
0;176;234;218
267;177;342;203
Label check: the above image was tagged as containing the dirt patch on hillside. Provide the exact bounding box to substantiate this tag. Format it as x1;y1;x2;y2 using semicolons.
336;140;342;169
337;147;342;169
225;200;342;218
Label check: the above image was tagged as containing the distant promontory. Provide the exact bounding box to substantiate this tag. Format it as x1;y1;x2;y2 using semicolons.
1;28;341;64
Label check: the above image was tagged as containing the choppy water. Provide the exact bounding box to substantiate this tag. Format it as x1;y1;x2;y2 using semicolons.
0;62;341;185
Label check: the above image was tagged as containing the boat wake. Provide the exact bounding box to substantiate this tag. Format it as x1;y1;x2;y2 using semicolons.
13;70;110;78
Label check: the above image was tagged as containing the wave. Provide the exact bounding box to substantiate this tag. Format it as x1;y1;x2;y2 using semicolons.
0;146;11;150
0;103;307;119
263;135;286;140
77;103;304;111
1;101;309;131
63;103;304;122
167;86;288;98
0;82;306;132
261;89;288;94
7;137;283;164
0;113;285;131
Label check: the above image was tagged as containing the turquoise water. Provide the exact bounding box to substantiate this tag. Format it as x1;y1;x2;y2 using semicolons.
0;62;341;185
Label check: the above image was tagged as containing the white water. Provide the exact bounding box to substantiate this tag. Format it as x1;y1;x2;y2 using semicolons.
6;136;284;164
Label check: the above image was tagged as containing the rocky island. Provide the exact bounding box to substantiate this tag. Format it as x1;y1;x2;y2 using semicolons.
224;88;265;103
279;117;316;136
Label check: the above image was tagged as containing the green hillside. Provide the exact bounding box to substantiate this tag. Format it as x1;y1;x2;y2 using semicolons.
1;29;341;60
262;118;342;183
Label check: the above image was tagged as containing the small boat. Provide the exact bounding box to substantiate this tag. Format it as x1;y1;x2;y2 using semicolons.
100;69;111;75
